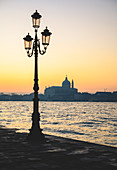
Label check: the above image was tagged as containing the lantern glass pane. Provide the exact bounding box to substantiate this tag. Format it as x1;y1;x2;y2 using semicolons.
46;35;50;45
29;41;32;49
32;18;35;27
24;40;32;50
42;35;46;44
32;18;40;28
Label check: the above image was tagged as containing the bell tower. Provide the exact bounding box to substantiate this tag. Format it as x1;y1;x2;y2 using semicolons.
72;80;74;88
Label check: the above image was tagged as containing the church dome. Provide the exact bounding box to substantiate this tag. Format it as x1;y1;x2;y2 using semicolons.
62;76;70;88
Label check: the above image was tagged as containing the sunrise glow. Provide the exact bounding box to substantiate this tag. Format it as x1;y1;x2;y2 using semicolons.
0;0;117;94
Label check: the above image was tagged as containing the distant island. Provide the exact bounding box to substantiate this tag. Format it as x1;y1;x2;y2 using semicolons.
0;76;117;102
0;91;117;102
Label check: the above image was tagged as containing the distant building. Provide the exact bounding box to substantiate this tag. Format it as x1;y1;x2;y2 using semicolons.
44;76;78;101
74;92;91;101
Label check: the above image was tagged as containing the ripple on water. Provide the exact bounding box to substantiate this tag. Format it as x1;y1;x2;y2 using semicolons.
0;101;117;147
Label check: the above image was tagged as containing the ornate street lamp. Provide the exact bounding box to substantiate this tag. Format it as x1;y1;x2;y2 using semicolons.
23;10;52;141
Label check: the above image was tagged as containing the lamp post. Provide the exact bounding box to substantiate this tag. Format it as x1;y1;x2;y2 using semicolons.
23;10;52;141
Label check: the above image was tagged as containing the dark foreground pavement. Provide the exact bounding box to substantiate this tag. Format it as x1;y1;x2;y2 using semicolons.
0;126;117;170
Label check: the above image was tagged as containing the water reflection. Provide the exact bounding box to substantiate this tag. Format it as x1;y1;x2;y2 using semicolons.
0;101;117;146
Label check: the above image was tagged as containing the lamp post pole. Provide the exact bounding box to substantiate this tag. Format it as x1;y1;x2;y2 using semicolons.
31;29;41;138
23;10;52;141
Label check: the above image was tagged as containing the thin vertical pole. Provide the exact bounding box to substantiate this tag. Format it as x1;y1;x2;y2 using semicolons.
29;29;44;140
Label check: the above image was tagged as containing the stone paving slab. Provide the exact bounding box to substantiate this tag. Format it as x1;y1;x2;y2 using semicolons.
0;127;117;170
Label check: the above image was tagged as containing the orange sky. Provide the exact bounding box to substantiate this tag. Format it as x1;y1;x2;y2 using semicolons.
0;0;117;94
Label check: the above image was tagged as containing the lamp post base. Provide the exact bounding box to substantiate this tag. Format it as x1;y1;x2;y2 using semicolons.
28;128;45;143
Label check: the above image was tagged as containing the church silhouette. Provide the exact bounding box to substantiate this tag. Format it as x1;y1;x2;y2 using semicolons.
44;76;78;101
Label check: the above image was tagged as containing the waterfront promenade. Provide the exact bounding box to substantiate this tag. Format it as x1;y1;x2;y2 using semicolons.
0;126;117;170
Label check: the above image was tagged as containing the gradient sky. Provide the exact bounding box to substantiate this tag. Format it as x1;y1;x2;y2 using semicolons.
0;0;117;93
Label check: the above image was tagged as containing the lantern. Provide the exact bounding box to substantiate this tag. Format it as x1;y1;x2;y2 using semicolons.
31;10;42;28
23;33;33;50
41;27;52;46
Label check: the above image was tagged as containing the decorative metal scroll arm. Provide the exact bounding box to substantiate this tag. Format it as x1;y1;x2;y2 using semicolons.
37;40;47;55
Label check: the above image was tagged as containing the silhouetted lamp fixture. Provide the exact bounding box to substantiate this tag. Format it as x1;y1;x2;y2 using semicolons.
31;10;42;28
41;27;52;47
23;33;33;50
23;10;52;141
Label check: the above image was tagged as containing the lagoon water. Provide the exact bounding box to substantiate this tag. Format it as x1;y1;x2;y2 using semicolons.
0;101;117;147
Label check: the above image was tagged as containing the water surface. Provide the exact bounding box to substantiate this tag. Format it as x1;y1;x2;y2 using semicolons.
0;101;117;147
